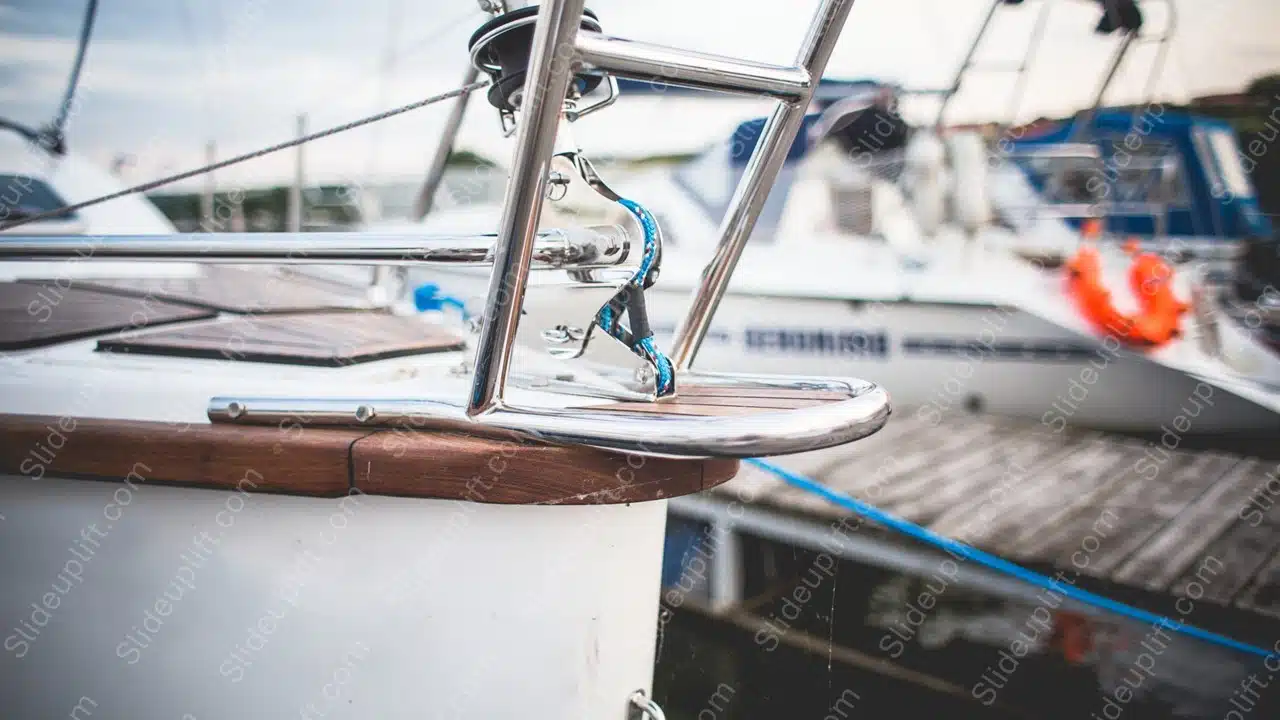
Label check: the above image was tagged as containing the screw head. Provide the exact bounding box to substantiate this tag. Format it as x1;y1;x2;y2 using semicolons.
354;405;377;423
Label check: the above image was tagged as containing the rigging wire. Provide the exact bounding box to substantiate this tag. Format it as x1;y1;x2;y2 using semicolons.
745;457;1272;660
0;80;490;232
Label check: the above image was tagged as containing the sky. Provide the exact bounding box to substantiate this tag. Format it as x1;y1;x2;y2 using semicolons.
2;0;1278;191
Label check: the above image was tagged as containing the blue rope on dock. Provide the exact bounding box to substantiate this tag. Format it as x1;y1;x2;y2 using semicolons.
745;457;1271;659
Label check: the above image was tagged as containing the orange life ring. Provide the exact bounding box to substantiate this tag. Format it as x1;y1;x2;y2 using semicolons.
1065;240;1187;347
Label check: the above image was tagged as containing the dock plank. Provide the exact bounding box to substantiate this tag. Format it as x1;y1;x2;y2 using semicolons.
745;411;988;518
1234;546;1280;619
894;425;1093;532
1111;458;1266;591
976;436;1142;563
1166;459;1280;603
1080;453;1242;576
1168;515;1280;605
775;409;943;479
816;413;1007;502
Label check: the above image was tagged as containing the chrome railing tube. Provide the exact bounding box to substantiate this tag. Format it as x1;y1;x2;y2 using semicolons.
466;0;589;416
574;33;811;100
0;227;630;268
669;0;856;371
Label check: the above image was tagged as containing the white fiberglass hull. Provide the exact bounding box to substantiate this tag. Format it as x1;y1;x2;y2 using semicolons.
0;475;664;719
0;290;670;719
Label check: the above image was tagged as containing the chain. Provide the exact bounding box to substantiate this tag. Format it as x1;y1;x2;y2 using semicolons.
0;79;491;232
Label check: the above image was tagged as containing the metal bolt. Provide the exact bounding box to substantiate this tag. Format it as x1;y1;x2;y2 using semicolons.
354;405;377;423
542;325;585;345
547;171;570;201
634;365;655;386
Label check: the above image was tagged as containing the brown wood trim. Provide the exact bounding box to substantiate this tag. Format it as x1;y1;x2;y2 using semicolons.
0;415;361;496
352;429;738;504
0;414;738;504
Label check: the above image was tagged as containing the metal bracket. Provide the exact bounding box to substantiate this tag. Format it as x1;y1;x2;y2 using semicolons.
628;690;666;720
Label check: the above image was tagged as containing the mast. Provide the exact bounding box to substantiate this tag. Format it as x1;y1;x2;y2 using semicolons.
43;0;100;154
934;0;1058;131
201;141;216;229
289;114;306;233
1069;0;1176;142
411;0;525;221
412;65;480;221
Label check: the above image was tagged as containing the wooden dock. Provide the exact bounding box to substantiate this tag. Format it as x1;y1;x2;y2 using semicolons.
663;407;1280;717
673;406;1280;618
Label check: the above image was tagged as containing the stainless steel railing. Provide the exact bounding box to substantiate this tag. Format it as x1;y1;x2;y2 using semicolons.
466;0;857;413
0;227;630;268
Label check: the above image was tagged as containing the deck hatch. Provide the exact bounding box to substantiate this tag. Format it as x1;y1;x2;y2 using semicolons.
0;281;215;350
32;266;371;314
96;311;466;366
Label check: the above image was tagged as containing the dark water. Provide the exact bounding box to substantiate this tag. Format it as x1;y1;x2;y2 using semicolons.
652;607;1024;720
652;512;1280;720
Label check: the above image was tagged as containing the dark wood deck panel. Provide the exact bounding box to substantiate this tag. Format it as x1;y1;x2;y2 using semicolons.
0;414;737;504
97;311;465;366
0;282;215;350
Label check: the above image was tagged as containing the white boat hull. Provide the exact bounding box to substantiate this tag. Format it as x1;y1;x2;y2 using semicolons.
0;476;665;719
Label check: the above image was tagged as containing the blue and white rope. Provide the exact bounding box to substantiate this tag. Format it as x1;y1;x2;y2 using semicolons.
593;197;674;396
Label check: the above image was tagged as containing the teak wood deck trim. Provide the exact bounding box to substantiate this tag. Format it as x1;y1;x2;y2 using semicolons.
0;414;738;505
586;384;846;417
